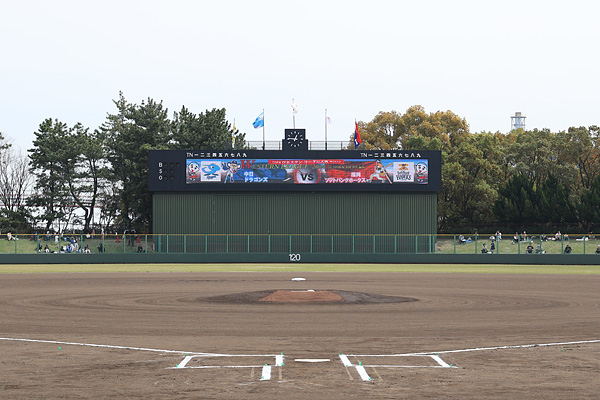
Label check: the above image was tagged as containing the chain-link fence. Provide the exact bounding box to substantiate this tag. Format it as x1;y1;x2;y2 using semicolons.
2;233;598;255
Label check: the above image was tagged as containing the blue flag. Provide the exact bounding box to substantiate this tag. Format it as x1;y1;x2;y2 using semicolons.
354;121;362;149
253;112;264;129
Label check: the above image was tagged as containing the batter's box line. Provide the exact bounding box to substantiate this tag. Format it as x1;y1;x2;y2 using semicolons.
342;338;600;381
171;354;284;381
339;354;455;381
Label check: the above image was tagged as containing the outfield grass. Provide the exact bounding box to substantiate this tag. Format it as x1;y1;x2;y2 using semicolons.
1;263;599;274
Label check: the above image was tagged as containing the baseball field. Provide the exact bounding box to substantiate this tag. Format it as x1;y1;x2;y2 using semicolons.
1;263;599;399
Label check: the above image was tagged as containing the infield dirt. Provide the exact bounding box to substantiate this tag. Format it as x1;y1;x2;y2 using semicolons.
1;271;599;399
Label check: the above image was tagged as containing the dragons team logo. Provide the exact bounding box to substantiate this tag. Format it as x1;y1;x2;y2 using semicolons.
200;161;221;181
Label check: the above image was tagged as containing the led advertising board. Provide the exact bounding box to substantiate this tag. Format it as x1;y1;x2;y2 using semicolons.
149;150;441;192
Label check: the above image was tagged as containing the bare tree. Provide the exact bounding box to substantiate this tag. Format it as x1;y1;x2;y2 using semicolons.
0;137;33;214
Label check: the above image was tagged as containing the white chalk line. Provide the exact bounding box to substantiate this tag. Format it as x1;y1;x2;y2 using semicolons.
0;337;274;358
261;365;272;380
354;339;600;357
355;365;371;381
342;339;600;374
169;365;268;369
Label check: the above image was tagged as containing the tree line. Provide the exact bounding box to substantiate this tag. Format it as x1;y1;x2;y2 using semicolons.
355;106;600;233
0;93;244;234
1;98;598;234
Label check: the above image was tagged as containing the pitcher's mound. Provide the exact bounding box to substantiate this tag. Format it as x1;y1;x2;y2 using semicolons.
204;290;417;304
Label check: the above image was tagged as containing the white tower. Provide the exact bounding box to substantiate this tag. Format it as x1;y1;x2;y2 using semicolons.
511;112;526;130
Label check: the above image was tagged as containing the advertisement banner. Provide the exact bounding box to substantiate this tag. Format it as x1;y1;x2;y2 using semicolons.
186;158;429;185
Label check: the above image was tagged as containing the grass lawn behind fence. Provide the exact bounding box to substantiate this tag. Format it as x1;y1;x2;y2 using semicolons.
2;234;600;255
436;235;600;255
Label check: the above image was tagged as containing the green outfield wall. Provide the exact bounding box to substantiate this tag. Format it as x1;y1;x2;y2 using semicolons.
153;192;437;235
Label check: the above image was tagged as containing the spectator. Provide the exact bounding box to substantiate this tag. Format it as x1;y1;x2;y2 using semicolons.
526;244;534;254
564;244;572;254
97;243;104;253
84;244;91;254
555;231;562;241
595;245;600;254
536;244;545;254
490;241;495;254
137;245;144;253
7;231;14;241
564;234;570;241
481;243;488;253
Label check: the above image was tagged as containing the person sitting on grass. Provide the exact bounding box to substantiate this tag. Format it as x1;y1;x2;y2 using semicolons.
481;243;488;253
564;244;572;254
595;245;600;254
536;244;545;254
526;244;534;253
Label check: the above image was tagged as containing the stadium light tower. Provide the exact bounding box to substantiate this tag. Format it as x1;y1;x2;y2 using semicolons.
511;112;526;130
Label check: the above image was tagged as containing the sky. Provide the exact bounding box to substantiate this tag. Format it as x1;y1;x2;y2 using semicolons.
2;0;600;152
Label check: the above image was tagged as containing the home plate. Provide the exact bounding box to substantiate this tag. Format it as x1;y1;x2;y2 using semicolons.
291;278;306;281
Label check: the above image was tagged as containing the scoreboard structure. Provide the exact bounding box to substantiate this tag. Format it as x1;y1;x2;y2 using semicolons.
149;149;441;193
149;149;441;236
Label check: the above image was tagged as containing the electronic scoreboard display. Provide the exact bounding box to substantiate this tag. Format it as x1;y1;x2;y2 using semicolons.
148;149;441;192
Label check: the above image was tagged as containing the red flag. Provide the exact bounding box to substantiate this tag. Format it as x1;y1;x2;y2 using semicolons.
354;121;362;149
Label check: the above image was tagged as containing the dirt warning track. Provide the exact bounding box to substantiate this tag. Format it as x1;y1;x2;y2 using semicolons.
0;271;599;399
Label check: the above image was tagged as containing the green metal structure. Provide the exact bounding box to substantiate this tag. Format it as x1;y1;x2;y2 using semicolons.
153;192;437;235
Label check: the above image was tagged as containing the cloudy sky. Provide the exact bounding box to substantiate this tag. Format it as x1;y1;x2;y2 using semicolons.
2;0;599;152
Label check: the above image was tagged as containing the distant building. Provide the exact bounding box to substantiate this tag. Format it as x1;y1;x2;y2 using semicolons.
511;112;526;130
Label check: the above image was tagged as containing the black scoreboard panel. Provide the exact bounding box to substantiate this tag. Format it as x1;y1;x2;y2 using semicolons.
148;149;441;192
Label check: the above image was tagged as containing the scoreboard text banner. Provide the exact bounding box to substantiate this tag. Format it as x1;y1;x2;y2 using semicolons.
148;150;441;192
186;158;429;185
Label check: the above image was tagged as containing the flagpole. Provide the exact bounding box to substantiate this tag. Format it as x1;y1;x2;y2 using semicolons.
324;109;328;150
262;109;265;150
292;99;296;129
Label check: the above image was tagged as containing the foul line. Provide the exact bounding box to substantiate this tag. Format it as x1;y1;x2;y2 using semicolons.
349;339;600;358
0;337;235;357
